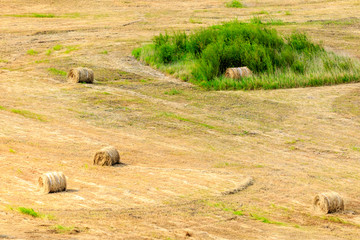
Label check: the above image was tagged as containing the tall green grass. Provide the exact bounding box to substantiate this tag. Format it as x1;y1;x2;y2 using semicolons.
132;20;360;90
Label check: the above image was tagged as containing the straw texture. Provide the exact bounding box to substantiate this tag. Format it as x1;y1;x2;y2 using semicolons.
67;67;94;83
93;146;120;166
313;192;344;214
38;172;67;194
225;67;252;80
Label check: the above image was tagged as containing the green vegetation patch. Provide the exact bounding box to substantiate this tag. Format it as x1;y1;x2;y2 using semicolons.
133;20;360;90
225;0;244;8
48;68;67;76
10;109;47;122
27;49;38;55
18;207;40;217
250;213;285;225
51;225;80;234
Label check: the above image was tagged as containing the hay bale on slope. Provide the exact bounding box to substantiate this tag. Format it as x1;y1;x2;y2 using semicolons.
313;192;344;214
93;146;120;166
225;67;252;80
38;172;67;194
67;67;94;83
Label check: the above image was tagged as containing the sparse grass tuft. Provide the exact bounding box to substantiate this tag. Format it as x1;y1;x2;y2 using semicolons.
10;109;47;122
64;45;79;53
164;88;182;95
48;68;67;76
250;213;285;225
53;45;63;51
253;10;269;15
351;146;360;152
100;50;108;54
133;20;360;90
52;225;76;234
18;207;40;217
225;0;244;8
189;18;202;24
9;148;16;153
206;201;244;216
27;49;38;55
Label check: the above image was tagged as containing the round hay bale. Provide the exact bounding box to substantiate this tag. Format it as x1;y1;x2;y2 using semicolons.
313;192;344;214
38;172;67;194
225;67;252;80
67;67;94;83
93;146;120;166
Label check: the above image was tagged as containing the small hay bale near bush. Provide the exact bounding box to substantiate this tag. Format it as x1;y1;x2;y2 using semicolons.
67;67;94;83
225;67;252;80
38;172;67;194
313;192;344;214
93;146;120;166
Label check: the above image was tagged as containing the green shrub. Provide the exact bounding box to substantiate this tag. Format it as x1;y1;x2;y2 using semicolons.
133;20;360;90
226;0;244;8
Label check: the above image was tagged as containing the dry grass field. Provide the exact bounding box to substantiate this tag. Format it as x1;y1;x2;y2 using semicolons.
0;0;360;239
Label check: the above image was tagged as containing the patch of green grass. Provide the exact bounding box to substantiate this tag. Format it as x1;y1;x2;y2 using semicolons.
27;49;38;55
35;59;50;64
351;146;360;152
225;0;244;8
253;10;269;15
18;207;40;218
285;11;291;15
9;148;16;153
48;68;67;76
250;213;285;225
7;13;55;18
321;216;360;227
0;105;5;110
10;109;47;122
189;18;202;24
160;112;215;129
133;20;360;90
164;88;182;95
53;45;63;51
206;201;244;216
100;50;108;54
52;225;75;234
0;59;9;63
46;49;52;56
250;17;287;25
64;45;79;53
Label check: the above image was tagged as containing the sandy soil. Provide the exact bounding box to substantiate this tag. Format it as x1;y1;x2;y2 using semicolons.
0;0;360;239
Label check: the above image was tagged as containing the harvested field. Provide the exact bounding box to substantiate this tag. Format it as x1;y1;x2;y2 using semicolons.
0;0;360;239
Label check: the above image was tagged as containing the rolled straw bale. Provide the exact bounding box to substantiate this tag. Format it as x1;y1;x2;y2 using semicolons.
38;172;67;194
313;192;344;214
225;67;252;80
93;146;120;166
67;67;94;83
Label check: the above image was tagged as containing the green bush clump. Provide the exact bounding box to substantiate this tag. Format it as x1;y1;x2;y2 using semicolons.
132;20;360;90
226;0;244;8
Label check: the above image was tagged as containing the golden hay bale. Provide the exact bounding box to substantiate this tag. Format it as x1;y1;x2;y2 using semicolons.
93;146;120;166
67;67;94;83
38;172;67;194
313;192;344;214
225;67;252;80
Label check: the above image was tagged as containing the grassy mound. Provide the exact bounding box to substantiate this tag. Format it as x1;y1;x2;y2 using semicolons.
132;20;360;90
